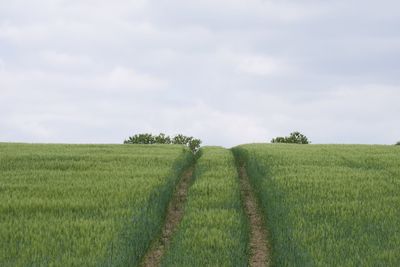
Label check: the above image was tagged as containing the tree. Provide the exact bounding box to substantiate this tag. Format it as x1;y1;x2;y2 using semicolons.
154;133;171;144
188;138;202;153
124;133;201;153
396;141;400;145
271;131;310;144
123;133;155;144
171;134;202;153
172;134;192;145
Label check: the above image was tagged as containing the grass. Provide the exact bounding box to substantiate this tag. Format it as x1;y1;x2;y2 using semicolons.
233;144;400;266
0;143;193;266
161;147;249;266
2;142;399;266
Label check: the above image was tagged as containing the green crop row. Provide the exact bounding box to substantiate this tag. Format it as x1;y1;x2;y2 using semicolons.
161;147;249;266
0;143;193;266
233;144;400;266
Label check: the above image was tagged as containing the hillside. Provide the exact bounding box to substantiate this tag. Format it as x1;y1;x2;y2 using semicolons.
1;143;399;266
233;144;400;266
0;143;193;266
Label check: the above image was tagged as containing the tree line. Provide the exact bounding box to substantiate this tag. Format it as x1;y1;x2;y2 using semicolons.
124;131;400;148
124;133;201;152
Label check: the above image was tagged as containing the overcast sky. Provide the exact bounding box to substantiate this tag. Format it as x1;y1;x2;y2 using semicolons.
1;0;399;147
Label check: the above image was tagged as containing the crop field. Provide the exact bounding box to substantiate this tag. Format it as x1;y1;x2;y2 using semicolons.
162;147;248;266
233;144;400;266
1;142;400;266
0;143;193;266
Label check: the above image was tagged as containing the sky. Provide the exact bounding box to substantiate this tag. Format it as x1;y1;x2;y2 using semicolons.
0;0;399;147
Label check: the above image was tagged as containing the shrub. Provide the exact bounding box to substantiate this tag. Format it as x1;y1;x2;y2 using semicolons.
124;133;202;153
188;139;202;153
396;141;400;145
172;134;192;145
271;131;310;144
123;133;156;144
154;133;171;144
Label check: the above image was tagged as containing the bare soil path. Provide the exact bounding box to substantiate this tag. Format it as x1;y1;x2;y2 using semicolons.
238;162;271;267
140;166;194;267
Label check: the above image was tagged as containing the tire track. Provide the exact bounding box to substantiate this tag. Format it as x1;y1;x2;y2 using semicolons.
238;161;270;267
140;166;194;267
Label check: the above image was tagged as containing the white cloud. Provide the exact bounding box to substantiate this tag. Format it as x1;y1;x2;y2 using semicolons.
165;102;270;146
236;54;290;76
7;117;55;140
41;51;94;67
0;0;400;146
218;49;294;76
100;67;167;91
0;66;166;95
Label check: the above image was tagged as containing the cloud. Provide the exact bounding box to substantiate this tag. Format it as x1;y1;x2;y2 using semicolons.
161;102;270;146
0;0;399;146
0;66;166;95
0;23;47;44
226;52;293;76
41;51;94;67
100;67;167;91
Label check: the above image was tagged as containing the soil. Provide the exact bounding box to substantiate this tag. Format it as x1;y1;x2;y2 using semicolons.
140;166;194;267
238;163;271;267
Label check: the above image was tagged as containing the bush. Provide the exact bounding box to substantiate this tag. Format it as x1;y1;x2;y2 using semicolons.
123;133;156;144
154;133;171;144
271;131;310;144
172;134;192;145
188;139;202;153
396;141;400;145
124;133;202;153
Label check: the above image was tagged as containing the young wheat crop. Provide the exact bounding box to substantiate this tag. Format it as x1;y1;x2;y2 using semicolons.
0;143;193;266
233;144;400;266
161;147;249;266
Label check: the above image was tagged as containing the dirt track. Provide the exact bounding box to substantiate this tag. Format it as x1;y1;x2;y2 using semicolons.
238;163;270;267
140;166;194;267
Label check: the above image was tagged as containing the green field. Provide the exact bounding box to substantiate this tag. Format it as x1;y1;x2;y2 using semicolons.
1;143;400;266
0;143;193;266
162;147;248;266
233;144;400;266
